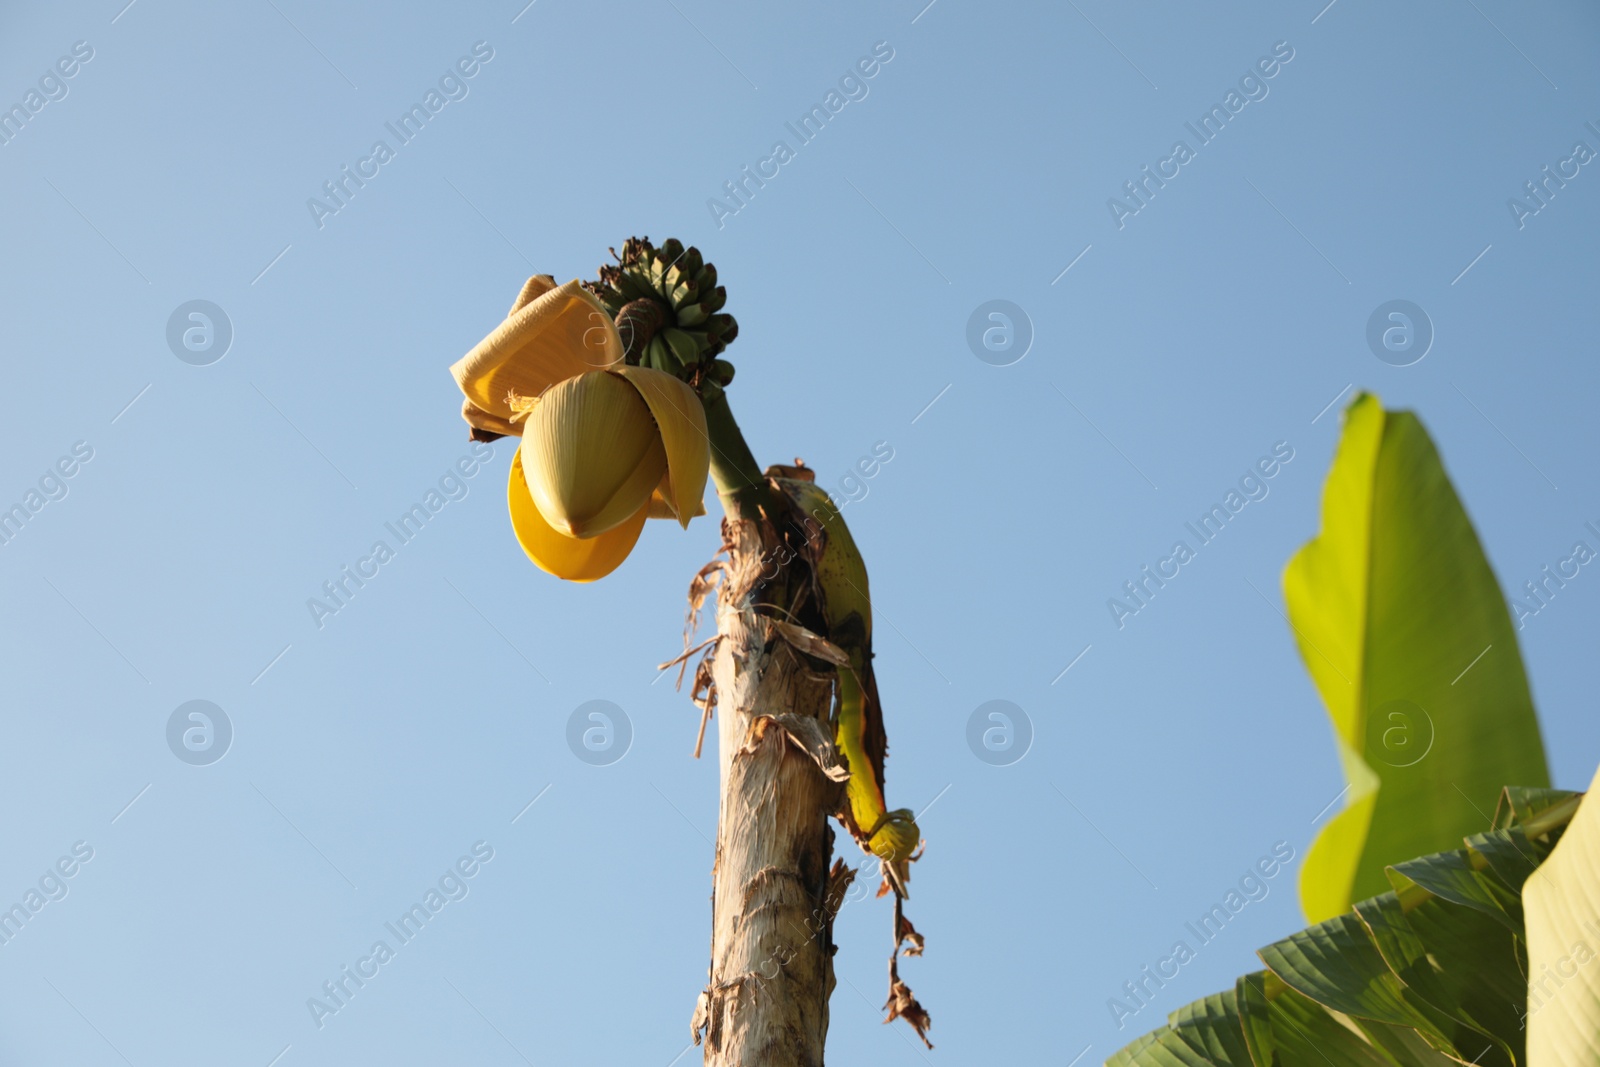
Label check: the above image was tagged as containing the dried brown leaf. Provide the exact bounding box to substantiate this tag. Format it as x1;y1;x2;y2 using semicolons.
881;885;931;1044
690;989;710;1046
746;714;850;783
883;978;933;1048
823;859;857;922
766;618;850;668
684;549;727;650
691;656;717;760
658;634;720;691
896;913;925;957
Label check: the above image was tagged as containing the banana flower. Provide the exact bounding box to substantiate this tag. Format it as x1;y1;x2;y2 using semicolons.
450;276;709;581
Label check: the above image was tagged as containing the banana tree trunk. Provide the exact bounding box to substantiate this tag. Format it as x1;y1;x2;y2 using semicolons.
688;401;856;1066
692;512;850;1066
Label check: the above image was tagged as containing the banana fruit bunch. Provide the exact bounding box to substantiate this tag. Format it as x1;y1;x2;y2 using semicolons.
584;237;739;397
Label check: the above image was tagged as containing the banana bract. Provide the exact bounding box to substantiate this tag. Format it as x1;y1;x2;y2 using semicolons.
523;371;667;539
450;276;710;581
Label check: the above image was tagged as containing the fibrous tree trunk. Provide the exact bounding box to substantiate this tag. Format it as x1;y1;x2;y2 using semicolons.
685;399;861;1066
691;510;855;1066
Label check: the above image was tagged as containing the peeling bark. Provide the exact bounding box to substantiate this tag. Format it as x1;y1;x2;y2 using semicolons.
693;515;844;1067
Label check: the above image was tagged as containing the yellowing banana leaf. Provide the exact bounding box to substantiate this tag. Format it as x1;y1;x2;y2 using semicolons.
1523;762;1600;1066
1284;392;1548;923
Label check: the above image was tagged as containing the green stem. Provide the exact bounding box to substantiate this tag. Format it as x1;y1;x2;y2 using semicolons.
703;390;772;520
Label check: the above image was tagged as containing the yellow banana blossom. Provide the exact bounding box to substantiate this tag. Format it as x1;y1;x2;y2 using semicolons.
450;276;710;582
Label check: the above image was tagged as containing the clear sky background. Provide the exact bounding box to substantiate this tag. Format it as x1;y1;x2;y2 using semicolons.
1;1;1597;1064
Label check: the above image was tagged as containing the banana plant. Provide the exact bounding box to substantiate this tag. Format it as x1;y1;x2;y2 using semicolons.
1108;778;1597;1067
447;238;929;1064
1107;393;1591;1066
1285;392;1548;923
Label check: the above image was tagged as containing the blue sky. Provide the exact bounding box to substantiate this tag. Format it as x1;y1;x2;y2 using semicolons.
1;1;1597;1064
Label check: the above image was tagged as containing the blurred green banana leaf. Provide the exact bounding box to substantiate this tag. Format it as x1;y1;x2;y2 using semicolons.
1284;392;1548;922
